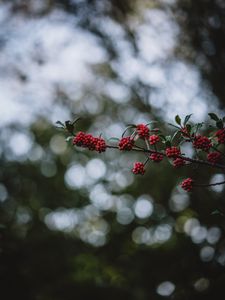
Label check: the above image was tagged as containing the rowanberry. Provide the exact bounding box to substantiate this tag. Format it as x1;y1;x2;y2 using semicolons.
136;124;150;139
149;153;163;162
207;152;222;164
118;137;134;151
72;131;86;147
181;178;193;192
193;135;211;152
132;162;145;175
95;137;107;153
149;135;160;145
215;129;225;144
173;157;186;168
166;146;181;158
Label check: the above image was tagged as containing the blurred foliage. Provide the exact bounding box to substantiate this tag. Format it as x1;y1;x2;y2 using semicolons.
1;1;225;300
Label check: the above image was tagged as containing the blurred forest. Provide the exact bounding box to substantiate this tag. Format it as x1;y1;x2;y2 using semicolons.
1;0;225;299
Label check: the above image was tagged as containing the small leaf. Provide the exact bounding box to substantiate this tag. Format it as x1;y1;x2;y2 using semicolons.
56;120;64;126
216;120;224;129
107;137;120;142
168;123;180;129
146;121;158;126
175;115;181;125
165;135;172;142
211;209;224;216
159;134;166;141
66;136;73;142
183;114;192;126
171;131;180;142
122;125;136;137
185;124;192;133
208;113;219;121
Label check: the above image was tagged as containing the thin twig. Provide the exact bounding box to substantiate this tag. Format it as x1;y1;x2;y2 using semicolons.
106;144;225;170
195;180;225;187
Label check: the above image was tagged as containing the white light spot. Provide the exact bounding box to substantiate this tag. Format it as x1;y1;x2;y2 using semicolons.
50;134;67;154
207;227;221;244
200;246;215;262
65;164;86;189
134;198;153;219
44;209;78;232
194;278;210;292
191;226;207;244
117;207;134;225
8;132;33;156
86;159;106;180
132;226;150;244
210;174;225;193
156;281;175;297
89;184;113;210
154;224;172;243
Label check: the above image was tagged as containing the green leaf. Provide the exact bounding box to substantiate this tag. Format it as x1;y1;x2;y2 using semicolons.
55;121;65;127
122;125;136;137
175;115;181;125
211;209;224;216
146;121;158;126
165;135;172;142
183;114;192;126
65;136;73;142
159;134;166;141
168;123;180;129
185;124;192;133
208;113;219;121
107;137;120;142
171;131;180;142
216;120;224;129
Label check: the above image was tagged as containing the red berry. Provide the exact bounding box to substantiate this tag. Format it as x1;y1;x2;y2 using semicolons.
215;129;225;144
95;137;107;153
166;146;181;158
149;153;163;162
207;152;222;164
181;178;193;192
72;131;86;147
132;162;145;175
118;137;134;151
85;134;97;150
173;157;186;168
149;135;160;145
193;135;211;152
136;124;150;139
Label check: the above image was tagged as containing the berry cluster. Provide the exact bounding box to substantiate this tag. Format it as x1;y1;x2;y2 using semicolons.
73;131;106;153
59;113;225;194
150;153;163;162
193;135;212;152
215;129;225;144
136;124;150;139
132;162;145;175
149;134;160;145
166;147;181;158
118;137;134;151
173;158;186;168
181;178;193;192
207;152;222;164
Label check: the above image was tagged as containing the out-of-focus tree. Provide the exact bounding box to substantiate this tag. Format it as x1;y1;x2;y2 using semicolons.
0;1;225;300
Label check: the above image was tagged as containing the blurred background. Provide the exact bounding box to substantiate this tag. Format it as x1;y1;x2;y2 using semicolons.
1;0;225;299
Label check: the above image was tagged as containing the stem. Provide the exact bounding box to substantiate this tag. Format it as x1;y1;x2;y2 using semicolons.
106;145;225;170
195;180;225;187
